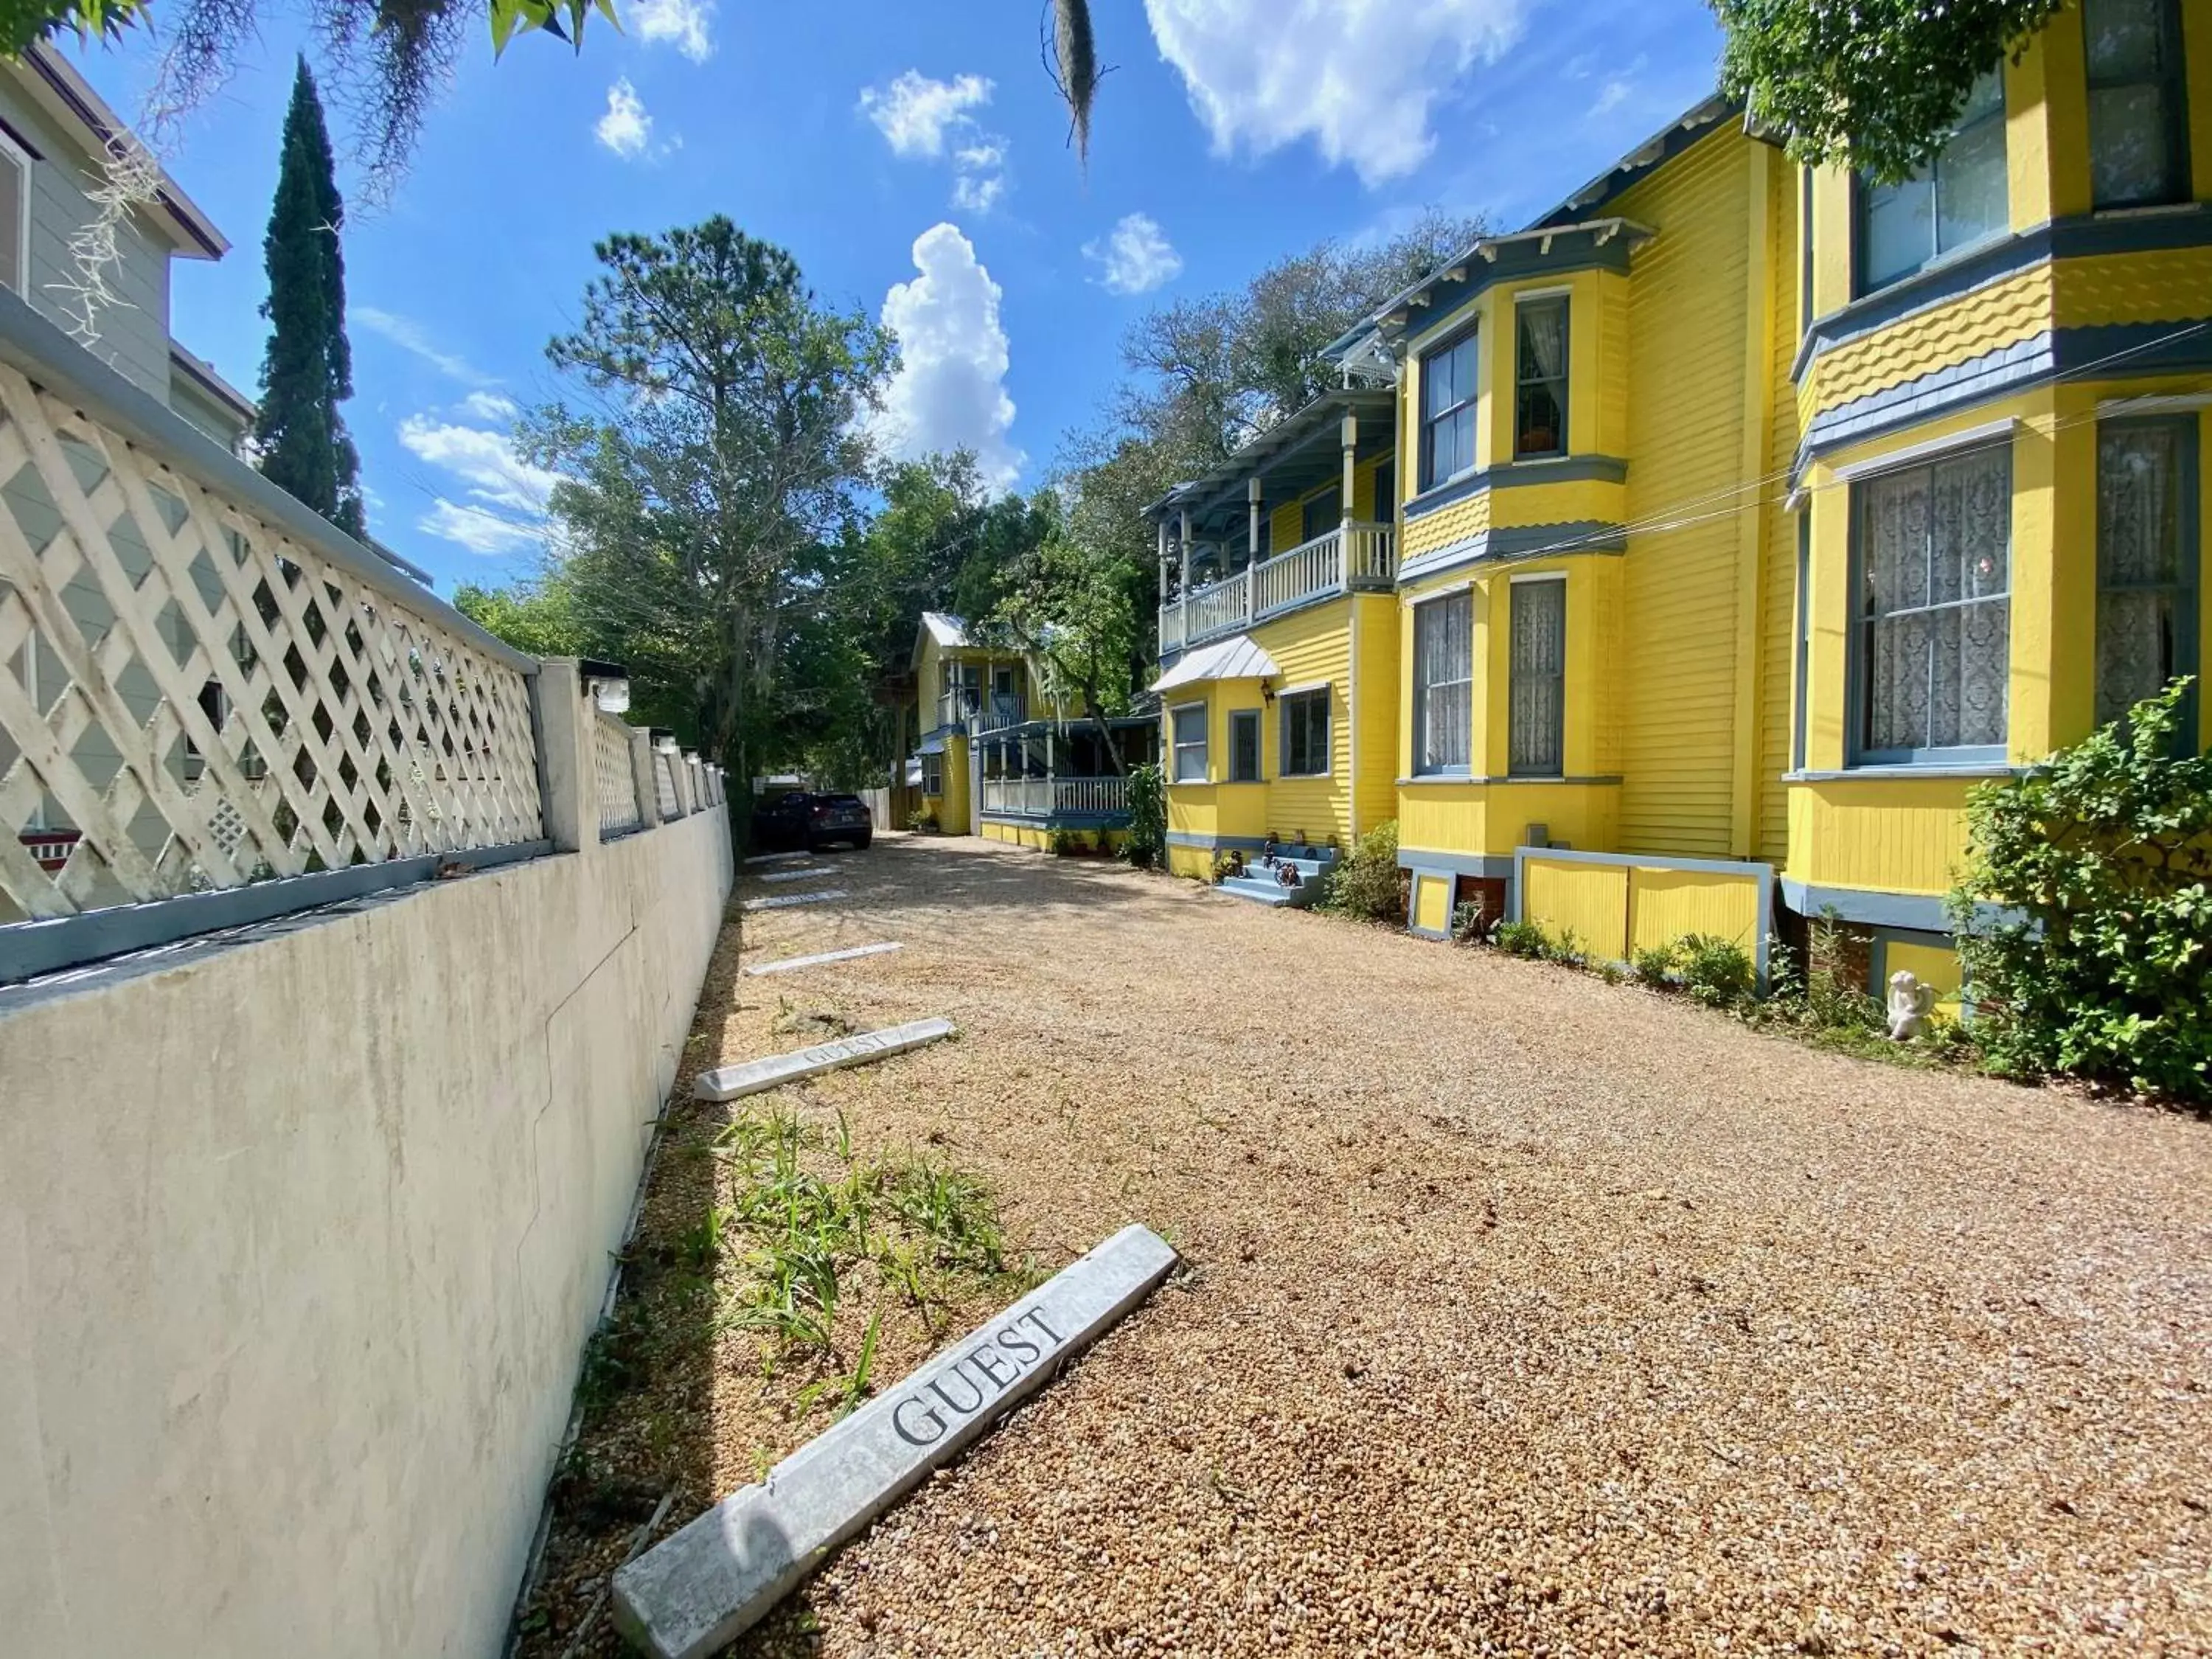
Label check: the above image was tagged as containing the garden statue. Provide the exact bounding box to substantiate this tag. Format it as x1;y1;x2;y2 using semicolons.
1887;970;1936;1042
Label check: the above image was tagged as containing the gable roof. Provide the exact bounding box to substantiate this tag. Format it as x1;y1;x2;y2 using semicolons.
9;44;228;260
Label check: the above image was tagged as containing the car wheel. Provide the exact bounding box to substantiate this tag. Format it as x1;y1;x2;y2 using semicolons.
852;832;872;851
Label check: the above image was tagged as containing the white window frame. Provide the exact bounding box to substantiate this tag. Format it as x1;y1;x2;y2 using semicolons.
1277;684;1332;779
1170;701;1209;784
0;126;30;298
1412;589;1474;776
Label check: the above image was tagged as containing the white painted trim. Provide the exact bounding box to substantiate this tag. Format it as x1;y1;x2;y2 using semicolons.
1829;417;2019;483
1507;571;1568;586
2097;392;2212;417
1509;283;1576;304
1273;679;1331;699
0;127;29;298
1168;698;1211;785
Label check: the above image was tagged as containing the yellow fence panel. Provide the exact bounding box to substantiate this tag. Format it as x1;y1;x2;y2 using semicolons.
1413;872;1453;935
1522;857;1630;961
1627;866;1763;956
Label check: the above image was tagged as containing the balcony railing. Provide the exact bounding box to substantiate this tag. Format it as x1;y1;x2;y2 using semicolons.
980;775;1129;819
936;689;1028;733
1158;521;1396;655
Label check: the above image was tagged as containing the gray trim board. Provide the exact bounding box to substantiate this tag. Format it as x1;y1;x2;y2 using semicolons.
1781;877;1952;933
1402;862;1460;940
1405;453;1629;521
0;837;555;985
0;286;531;668
1398;521;1626;585
1395;848;1515;879
1792;206;2212;382
1398;773;1624;787
1511;844;1775;988
1784;765;2024;784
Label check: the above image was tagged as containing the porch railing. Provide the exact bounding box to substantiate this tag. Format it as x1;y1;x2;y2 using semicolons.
936;689;1027;733
1158;521;1397;655
980;775;1129;818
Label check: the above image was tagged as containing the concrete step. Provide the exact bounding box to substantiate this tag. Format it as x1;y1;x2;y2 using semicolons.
1217;875;1301;906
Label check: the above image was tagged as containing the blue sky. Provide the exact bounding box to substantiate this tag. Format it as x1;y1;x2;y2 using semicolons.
64;0;1725;593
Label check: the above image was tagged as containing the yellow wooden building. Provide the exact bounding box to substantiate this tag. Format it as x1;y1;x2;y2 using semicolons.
1150;1;2211;990
906;612;1156;848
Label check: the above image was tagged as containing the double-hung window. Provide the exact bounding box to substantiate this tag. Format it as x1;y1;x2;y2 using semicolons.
1279;688;1330;777
1171;703;1209;782
1857;71;2008;293
1852;443;2013;762
1412;591;1472;774
1419;327;1478;490
0;130;24;296
1514;296;1570;459
921;754;944;796
2086;0;2191;209
2096;417;2199;742
1228;709;1262;782
1508;577;1566;776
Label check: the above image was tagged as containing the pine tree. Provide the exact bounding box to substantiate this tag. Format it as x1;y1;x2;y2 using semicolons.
254;58;364;540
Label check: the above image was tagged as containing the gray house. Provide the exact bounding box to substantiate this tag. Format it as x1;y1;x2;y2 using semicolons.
0;41;254;448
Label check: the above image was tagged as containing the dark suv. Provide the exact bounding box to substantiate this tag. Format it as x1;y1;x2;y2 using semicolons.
751;791;873;852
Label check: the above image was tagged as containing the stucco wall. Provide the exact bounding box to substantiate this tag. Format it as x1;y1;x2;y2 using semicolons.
0;806;734;1657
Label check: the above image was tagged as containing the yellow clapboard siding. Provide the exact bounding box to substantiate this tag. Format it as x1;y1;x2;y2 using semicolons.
1523;857;1630;960
1627;866;1764;955
1785;779;1976;895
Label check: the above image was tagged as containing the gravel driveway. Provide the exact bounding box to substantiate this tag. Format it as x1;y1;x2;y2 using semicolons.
601;833;2212;1655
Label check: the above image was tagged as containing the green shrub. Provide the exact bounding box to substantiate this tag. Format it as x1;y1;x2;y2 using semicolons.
1318;820;1405;923
904;809;939;834
1449;897;1492;946
1121;762;1167;870
1632;939;1682;987
1677;934;1755;1008
1494;919;1548;957
1048;827;1088;856
1540;926;1588;968
1949;680;2211;1101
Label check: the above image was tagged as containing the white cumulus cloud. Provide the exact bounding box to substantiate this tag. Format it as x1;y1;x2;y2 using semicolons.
1143;0;1531;185
597;78;653;159
867;223;1022;494
1085;213;1183;296
860;71;992;156
860;71;1009;211
631;0;713;60
400;414;562;557
461;390;519;422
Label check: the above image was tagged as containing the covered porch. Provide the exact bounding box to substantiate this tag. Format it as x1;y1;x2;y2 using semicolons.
975;719;1159;830
1151;387;1399;659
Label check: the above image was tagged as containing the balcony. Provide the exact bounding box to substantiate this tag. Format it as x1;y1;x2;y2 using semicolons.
1159;521;1396;656
936;689;1029;734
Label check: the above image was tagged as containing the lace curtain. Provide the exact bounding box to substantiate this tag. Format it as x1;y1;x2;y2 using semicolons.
1860;445;2012;754
1515;300;1569;457
1509;578;1566;776
2086;0;2183;208
2096;421;2188;727
1414;591;1472;773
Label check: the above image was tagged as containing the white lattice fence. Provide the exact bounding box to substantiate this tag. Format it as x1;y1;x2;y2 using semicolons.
653;749;679;821
594;714;641;836
0;363;544;925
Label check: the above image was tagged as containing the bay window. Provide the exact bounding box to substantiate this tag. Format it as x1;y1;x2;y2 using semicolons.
1412;591;1472;774
1852;444;2013;763
1171;703;1209;782
1857;71;2008;293
1419;327;1478;490
2086;0;2191;209
1508;577;1566;777
1514;296;1570;459
2096;418;2199;742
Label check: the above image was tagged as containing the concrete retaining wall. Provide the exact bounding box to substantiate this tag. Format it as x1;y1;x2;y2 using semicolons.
0;806;734;1657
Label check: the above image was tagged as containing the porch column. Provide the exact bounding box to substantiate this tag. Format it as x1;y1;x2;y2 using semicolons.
1178;507;1192;595
1246;477;1262;624
1340;413;1360;591
1156;517;1172;603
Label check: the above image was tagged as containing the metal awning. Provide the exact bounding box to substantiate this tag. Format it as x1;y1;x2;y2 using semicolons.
918;733;947;756
1150;635;1280;695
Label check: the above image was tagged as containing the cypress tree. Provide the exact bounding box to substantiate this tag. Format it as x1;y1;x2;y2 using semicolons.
254;58;364;540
